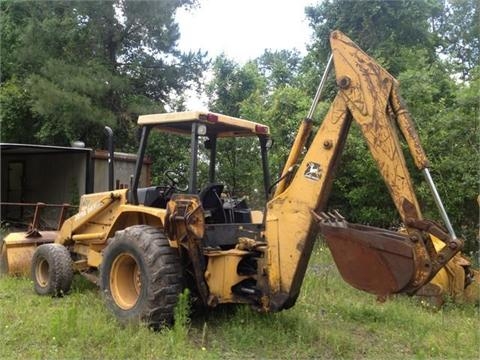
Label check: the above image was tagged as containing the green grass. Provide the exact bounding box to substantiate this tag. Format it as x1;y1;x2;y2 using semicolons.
1;244;478;359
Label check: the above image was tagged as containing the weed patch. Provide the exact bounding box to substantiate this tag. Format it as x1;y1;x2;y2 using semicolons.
0;244;478;359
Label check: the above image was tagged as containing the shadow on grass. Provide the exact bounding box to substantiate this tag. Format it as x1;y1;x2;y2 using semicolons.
71;274;98;293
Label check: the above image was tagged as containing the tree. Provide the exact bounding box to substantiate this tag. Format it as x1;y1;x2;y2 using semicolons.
207;55;265;116
302;1;437;221
304;0;442;79
205;56;268;200
206;51;313;201
0;0;207;149
436;0;479;80
255;49;303;91
302;0;478;254
399;63;480;251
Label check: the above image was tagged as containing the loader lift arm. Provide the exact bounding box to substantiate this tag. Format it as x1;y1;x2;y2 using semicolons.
263;31;466;311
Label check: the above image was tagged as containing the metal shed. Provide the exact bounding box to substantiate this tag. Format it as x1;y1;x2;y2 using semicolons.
0;143;150;228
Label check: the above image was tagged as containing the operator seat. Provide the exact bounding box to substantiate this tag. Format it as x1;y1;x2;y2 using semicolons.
137;186;172;208
199;183;226;223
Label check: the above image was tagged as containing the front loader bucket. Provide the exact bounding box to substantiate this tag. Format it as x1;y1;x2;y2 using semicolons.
314;213;417;296
1;231;57;276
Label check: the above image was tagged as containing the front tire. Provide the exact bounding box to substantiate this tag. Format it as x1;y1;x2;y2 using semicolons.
31;243;73;296
100;225;184;328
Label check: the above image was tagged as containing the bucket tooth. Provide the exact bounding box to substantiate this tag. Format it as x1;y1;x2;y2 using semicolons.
332;210;345;221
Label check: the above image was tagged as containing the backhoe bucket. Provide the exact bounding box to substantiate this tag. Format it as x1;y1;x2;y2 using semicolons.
1;231;57;276
315;213;417;296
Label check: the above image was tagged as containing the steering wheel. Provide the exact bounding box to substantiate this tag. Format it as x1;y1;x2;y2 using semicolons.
164;170;189;192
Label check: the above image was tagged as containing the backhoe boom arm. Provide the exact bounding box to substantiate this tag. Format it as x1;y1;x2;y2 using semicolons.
264;31;464;310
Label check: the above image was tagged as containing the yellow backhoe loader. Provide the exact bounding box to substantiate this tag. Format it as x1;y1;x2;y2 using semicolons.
1;31;478;327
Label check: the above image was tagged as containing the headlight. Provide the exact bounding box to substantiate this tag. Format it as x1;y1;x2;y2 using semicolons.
198;124;207;136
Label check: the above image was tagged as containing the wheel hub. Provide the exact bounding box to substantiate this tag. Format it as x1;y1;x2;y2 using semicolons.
110;253;142;310
35;258;49;287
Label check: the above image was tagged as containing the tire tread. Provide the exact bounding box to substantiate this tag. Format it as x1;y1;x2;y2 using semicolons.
101;225;183;327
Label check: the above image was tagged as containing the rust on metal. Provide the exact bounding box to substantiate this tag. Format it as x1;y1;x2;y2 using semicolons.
1;202;74;232
314;211;418;296
165;194;209;304
0;202;73;276
1;231;58;276
313;210;469;301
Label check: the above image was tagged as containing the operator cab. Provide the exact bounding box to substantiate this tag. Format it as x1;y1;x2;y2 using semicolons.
130;111;271;242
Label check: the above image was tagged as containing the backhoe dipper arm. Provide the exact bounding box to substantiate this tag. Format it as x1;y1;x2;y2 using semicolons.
263;31;462;311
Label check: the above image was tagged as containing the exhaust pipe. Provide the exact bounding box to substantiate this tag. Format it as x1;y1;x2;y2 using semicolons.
104;126;114;191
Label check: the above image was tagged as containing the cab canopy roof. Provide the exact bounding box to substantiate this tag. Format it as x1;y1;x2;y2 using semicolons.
137;111;270;138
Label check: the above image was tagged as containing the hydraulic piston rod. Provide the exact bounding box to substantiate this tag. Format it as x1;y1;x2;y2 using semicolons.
307;54;333;120
423;168;457;239
274;54;334;197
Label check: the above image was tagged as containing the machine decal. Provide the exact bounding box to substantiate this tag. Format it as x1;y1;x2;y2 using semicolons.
304;162;322;181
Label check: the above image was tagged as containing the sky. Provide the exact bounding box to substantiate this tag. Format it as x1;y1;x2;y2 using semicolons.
175;0;315;109
176;0;315;63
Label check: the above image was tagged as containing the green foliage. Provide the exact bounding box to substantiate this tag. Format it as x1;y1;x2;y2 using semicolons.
0;78;38;143
304;0;442;77
207;51;312;195
436;0;479;80
27;60;118;145
145;131;191;186
207;56;266;116
0;0;206;149
205;56;268;200
301;0;478;247
399;62;479;252
256;86;311;178
328;125;401;227
172;288;191;341
255;49;303;90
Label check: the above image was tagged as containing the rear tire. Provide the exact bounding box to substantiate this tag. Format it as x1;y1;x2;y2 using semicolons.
31;243;73;296
100;225;184;328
